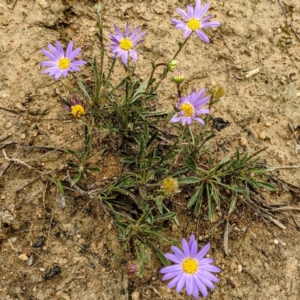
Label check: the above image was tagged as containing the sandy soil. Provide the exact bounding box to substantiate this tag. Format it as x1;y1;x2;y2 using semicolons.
1;0;300;299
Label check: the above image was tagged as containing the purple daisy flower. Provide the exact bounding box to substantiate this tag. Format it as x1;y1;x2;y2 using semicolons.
62;94;86;118
160;235;221;299
172;0;221;42
41;41;87;80
170;88;210;126
109;23;146;65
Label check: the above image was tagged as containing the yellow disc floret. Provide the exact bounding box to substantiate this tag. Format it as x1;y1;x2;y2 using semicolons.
163;178;179;194
187;18;201;31
119;38;133;51
58;57;71;70
180;103;194;117
71;104;85;117
182;258;199;274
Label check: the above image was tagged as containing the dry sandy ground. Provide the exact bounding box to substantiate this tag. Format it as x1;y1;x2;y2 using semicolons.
1;0;300;299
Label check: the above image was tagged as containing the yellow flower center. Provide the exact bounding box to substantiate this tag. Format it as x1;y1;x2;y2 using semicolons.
71;104;85;117
187;19;201;31
182;258;198;274
180;103;194;117
119;38;133;51
58;57;71;70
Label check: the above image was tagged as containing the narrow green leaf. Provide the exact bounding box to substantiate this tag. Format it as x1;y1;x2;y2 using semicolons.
229;193;238;214
86;167;101;172
146;131;159;148
178;177;201;185
54;178;65;196
256;181;277;191
187;183;203;208
121;157;136;163
151;244;170;267
155;212;177;222
71;172;82;186
184;156;198;171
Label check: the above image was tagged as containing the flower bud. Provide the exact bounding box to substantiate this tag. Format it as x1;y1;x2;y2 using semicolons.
93;4;102;13
171;70;185;84
162;178;180;194
210;85;224;99
126;262;139;276
167;59;179;72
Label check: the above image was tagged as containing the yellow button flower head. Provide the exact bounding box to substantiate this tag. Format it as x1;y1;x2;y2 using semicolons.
172;0;221;43
62;94;86;118
162;178;180;194
160;234;221;299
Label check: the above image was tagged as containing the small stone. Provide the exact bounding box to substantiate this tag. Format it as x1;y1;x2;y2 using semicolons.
265;122;271;127
276;28;282;34
274;239;279;244
21;134;26;140
264;262;269;270
238;264;243;272
276;151;285;162
131;291;140;300
227;10;234;17
258;132;266;140
18;254;29;261
295;144;300;155
240;137;248;148
40;268;46;272
5;122;12;129
59;127;63;133
38;0;49;9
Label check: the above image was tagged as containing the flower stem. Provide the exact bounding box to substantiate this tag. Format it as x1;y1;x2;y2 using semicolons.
146;62;167;92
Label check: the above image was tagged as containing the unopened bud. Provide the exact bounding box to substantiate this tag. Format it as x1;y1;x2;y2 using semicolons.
171;70;185;84
93;4;102;13
210;85;224;99
167;59;179;72
162;178;180;194
126;262;138;276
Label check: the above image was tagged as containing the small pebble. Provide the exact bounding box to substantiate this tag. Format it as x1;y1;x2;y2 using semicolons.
131;291;140;300
18;253;29;261
274;239;279;244
38;0;49;9
240;137;248;148
227;10;234;17
5;122;12;129
265;122;271;127
21;134;26;139
258;132;266;140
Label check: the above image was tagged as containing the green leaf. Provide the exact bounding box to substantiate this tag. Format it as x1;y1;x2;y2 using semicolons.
184;156;198;171
86;167;101;172
229;193;238;214
206;185;214;222
54;177;65;196
121;157;136;163
151;244;170;266
187;183;204;208
71;172;82;186
146;131;159;148
63;148;77;156
178;177;201;185
155;212;177;222
256;181;277;191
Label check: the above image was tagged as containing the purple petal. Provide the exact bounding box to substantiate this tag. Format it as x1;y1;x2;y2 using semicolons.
121;51;128;65
171;18;183;25
184;29;193;38
196;243;210;260
41;49;57;61
129;49;138;61
175;8;189;20
131;31;146;42
192;277;200;299
194;275;208;297
167;274;182;288
197;108;210;115
195;95;210;108
186;117;192;126
193;117;205;125
162;271;181;281
189;235;198;257
201;265;221;274
55;41;64;57
186;276;193;296
170;114;182;123
66;41;73;57
201;21;221;29
114;24;124;39
187;5;194;19
196;30;210;43
70;60;87;67
197;2;210;19
40;61;57;67
160;264;182;274
164;253;182;264
201;14;212;22
175;23;189;31
181;238;190;256
47;44;61;58
125;22;130;37
199;270;220;283
195;0;202;14
199;274;215;289
176;273;187;293
171;246;185;260
199;258;215;265
69;47;81;60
